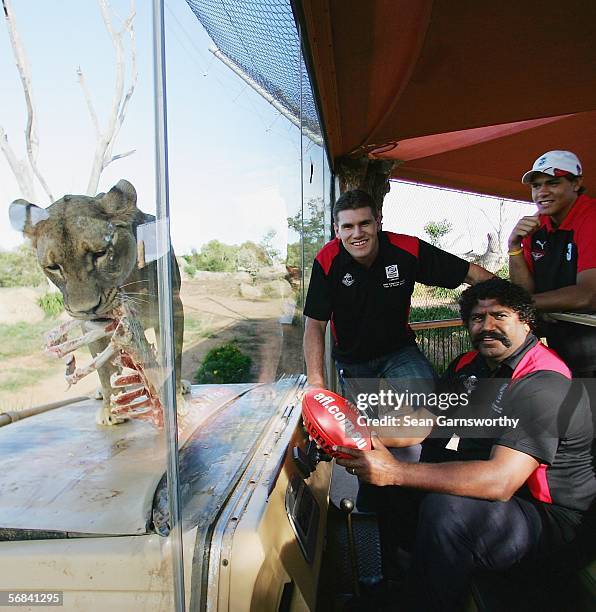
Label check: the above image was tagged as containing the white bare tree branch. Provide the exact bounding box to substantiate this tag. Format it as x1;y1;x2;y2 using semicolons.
85;0;137;195
1;0;53;202
0;125;35;200
2;0;137;203
109;149;136;163
76;66;101;138
107;4;137;165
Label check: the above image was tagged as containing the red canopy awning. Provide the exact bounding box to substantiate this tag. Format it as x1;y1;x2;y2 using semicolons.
297;0;596;201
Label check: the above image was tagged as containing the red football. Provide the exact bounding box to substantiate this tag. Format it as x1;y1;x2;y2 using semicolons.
301;388;372;459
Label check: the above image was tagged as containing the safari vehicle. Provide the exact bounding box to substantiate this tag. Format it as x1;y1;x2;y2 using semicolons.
1;0;595;611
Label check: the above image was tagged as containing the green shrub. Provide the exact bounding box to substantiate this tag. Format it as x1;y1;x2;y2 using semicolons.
495;263;509;279
0;244;45;287
38;292;64;317
410;305;459;322
194;341;252;384
430;286;459;300
184;263;197;278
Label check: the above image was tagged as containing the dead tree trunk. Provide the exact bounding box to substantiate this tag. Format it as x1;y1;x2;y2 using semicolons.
82;0;137;195
1;0;137;203
1;0;52;202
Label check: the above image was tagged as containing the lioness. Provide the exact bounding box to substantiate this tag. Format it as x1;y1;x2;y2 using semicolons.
9;179;186;425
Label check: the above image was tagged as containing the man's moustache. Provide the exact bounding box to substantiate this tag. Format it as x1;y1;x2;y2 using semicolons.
472;332;512;348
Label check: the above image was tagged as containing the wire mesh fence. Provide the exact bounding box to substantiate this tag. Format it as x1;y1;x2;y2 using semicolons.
185;0;321;138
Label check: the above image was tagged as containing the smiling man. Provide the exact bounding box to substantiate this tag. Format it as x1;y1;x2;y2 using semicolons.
509;150;596;376
336;279;596;611
303;189;491;511
303;189;491;405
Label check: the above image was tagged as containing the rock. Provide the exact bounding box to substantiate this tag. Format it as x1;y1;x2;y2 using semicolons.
255;264;287;281
261;279;293;299
239;283;263;299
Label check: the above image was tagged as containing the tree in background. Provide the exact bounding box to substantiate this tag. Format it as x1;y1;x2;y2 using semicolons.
183;240;238;274
286;197;325;269
423;218;453;248
0;244;45;287
258;229;281;266
182;235;277;277
1;0;137;202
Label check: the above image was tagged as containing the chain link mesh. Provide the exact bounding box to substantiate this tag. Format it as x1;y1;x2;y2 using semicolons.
185;0;321;138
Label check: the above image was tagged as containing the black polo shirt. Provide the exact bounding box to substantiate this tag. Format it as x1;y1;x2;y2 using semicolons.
303;231;469;363
424;335;596;518
521;194;596;371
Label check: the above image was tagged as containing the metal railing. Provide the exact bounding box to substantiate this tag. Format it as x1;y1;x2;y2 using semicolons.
411;318;471;374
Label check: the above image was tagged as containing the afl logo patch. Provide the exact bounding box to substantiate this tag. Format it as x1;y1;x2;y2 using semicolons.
342;273;355;286
385;264;399;280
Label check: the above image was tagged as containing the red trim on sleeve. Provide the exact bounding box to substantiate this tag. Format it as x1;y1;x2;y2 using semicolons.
315;239;341;275
387;233;420;258
511;343;571;380
526;463;553;504
455;351;479;372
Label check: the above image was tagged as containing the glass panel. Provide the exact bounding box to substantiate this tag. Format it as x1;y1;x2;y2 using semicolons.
0;2;179;608
167;1;304;385
1;0;329;608
298;34;332;386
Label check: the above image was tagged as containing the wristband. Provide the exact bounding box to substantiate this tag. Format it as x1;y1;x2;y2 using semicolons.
508;247;523;256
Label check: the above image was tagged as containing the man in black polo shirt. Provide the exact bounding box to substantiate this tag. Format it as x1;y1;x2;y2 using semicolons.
509;150;596;376
303;189;491;402
336;279;596;611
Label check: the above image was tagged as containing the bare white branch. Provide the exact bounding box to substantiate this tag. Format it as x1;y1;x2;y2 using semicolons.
109;149;136;163
2;0;53;201
0;125;35;200
108;3;137;163
76;66;100;137
86;0;136;194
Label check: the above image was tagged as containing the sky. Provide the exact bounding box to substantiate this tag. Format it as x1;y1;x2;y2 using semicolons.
0;0;535;257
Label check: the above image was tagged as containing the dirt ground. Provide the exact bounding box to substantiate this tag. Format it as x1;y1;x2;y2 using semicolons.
0;271;303;412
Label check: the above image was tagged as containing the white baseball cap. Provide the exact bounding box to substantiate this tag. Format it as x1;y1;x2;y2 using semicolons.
522;150;583;184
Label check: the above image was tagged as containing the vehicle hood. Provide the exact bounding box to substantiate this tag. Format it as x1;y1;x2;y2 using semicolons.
0;384;255;538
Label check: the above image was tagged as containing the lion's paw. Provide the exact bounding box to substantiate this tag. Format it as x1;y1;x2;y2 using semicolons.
176;394;189;417
96;405;126;426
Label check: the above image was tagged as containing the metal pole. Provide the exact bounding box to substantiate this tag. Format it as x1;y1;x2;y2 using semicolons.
0;396;88;427
152;1;185;610
299;26;305;315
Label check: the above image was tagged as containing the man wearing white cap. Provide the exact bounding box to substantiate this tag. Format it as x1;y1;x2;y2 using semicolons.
508;150;596;376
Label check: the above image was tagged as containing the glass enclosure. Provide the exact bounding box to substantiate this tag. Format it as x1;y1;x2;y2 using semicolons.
0;0;329;609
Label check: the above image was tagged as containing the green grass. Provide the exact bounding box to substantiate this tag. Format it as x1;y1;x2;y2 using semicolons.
0;319;60;359
184;316;219;341
0;367;53;392
184;316;203;333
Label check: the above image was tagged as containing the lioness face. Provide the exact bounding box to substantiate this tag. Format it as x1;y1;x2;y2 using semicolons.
10;180;141;319
37;200;137;318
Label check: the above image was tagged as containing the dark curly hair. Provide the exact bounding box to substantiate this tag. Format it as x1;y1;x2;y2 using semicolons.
458;278;537;331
